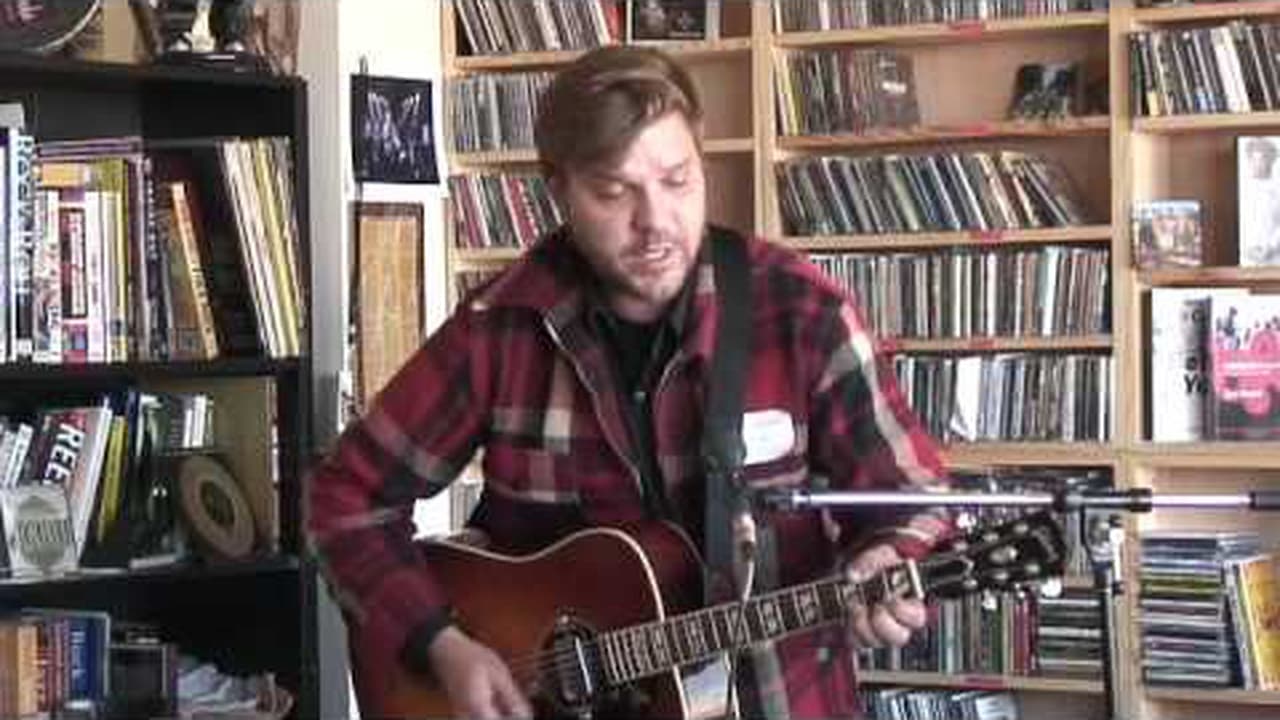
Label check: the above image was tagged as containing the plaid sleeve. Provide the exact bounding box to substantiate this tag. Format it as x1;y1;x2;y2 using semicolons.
307;306;492;668
808;294;953;560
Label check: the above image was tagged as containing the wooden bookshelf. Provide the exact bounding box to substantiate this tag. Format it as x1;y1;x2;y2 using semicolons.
1145;687;1280;705
1132;0;1280;25
889;335;1114;354
860;669;1104;694
1127;443;1280;470
943;442;1118;469
440;2;1280;717
1138;265;1280;287
452;136;753;167
777;115;1110;151
773;11;1110;48
453;37;752;71
785;225;1114;252
1134;111;1280;134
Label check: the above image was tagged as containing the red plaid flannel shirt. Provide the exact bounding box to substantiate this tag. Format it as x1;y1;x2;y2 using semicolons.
308;227;951;718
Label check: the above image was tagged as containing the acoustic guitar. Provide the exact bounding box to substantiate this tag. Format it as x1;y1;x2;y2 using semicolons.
349;512;1066;719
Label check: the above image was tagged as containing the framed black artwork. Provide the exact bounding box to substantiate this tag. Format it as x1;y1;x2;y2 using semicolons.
350;74;440;184
627;0;719;42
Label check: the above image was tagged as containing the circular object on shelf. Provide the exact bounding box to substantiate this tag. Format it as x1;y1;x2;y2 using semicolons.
176;454;256;561
0;0;100;54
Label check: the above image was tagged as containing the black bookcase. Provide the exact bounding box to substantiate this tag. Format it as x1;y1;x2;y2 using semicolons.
0;53;318;718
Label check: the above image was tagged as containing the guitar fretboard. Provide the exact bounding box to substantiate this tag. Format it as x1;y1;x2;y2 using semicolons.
597;565;910;685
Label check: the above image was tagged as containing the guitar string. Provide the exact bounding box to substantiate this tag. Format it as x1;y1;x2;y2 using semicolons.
482;542;1014;690
489;576;900;687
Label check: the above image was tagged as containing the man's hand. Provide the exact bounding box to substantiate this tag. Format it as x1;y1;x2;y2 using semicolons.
427;626;533;720
844;544;927;649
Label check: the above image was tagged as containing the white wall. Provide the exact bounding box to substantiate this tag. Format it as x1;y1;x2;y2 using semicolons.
298;2;452;716
301;0;452;525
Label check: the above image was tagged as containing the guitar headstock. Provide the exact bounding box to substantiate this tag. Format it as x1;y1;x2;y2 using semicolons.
920;511;1067;599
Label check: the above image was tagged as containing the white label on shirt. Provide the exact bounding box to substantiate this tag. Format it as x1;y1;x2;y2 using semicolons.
741;409;796;466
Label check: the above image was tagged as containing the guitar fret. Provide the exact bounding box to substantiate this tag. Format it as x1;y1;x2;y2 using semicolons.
634;627;654;676
759;597;783;637
619;627;634;676
601;633;619;684
649;625;671;668
664;622;683;666
622;627;640;676
797;585;821;625
688;614;709;657
703;612;723;654
781;590;802;632
822;582;846;618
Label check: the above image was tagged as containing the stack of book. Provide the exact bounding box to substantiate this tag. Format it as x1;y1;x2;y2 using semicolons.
1139;530;1262;687
1036;589;1104;677
861;687;1019;720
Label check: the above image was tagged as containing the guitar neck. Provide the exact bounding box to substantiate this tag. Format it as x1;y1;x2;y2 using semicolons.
598;563;912;686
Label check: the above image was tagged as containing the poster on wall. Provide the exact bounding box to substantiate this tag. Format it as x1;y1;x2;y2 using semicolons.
351;202;424;411
350;74;440;184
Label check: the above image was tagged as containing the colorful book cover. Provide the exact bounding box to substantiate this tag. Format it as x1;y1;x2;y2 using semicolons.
1209;293;1280;439
0;483;76;578
1133;200;1202;269
1226;554;1280;690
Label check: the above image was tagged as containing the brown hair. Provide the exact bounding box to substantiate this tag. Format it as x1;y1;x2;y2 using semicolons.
535;45;703;178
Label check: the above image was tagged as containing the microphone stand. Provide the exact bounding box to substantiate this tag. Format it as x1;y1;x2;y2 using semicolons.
758;488;1280;720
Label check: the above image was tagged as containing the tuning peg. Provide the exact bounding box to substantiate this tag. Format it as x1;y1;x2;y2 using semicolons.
989;546;1019;565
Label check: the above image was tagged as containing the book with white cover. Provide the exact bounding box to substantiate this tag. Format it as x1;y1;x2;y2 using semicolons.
1150;287;1245;441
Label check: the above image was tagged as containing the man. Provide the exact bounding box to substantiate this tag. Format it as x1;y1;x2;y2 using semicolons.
308;46;951;719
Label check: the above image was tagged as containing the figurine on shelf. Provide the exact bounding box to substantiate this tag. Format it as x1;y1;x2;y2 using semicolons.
148;0;264;69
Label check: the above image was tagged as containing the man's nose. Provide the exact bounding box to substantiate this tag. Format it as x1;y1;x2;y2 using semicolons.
632;188;667;231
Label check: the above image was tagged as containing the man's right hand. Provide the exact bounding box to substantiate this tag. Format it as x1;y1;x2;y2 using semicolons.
427;625;533;720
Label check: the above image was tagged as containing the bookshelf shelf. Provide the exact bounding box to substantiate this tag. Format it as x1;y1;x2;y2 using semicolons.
942;442;1118;469
453;37;753;72
451;149;539;167
1137;266;1280;287
776;116;1110;152
452;137;753;167
1132;1;1280;25
1145;687;1280;705
889;335;1113;354
786;225;1114;252
451;247;527;268
0;50;301;89
859;670;1103;694
772;12;1109;49
1127;443;1280;470
0;357;302;382
1133;111;1280;134
0;555;303;592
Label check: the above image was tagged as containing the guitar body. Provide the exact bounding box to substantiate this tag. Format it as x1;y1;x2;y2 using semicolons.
350;522;707;720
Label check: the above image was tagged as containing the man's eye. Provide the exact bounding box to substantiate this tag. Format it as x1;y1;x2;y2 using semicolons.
594;183;625;199
664;174;688;188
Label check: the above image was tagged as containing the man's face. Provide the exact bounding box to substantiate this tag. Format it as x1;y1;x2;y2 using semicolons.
553;111;707;323
1249;145;1276;179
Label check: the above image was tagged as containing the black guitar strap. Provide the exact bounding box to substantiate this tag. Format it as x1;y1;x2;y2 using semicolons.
702;229;752;604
